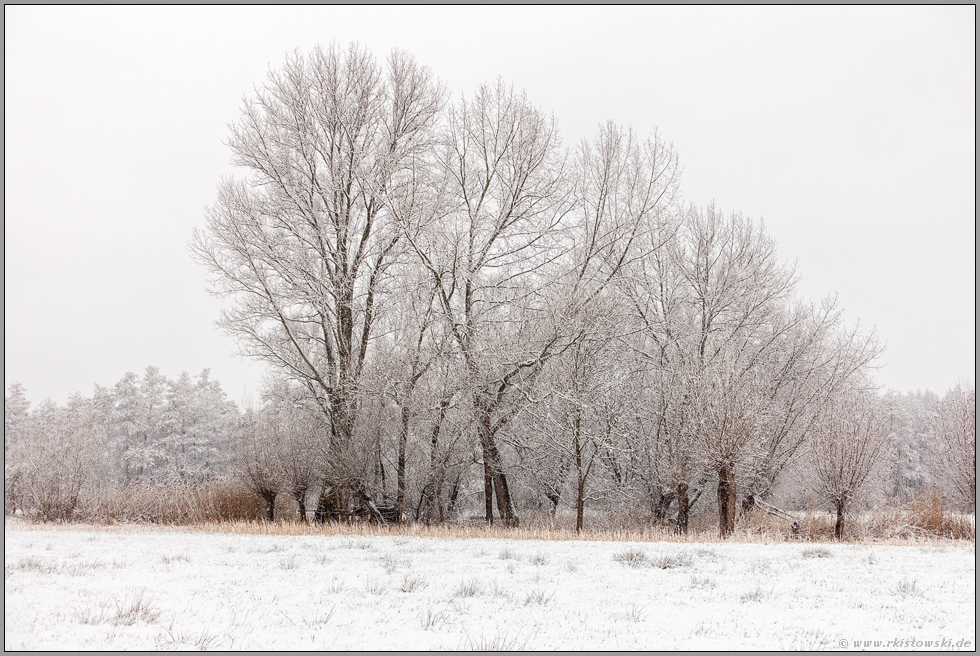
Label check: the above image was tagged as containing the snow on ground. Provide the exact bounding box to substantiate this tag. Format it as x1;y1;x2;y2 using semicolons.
4;522;976;651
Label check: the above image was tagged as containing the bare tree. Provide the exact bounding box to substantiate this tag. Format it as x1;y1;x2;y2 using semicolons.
622;208;706;531
4;383;31;515
7;395;103;522
689;358;775;536
932;385;976;512
514;120;681;531
521;329;628;532
186;43;893;536
635;361;707;533
232;408;281;521
807;389;890;538
369;269;454;522
626;204;797;536
399;79;572;526
624;203;881;537
260;379;328;521
193;45;446;518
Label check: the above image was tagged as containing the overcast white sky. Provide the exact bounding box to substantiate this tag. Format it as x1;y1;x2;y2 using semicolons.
4;6;975;405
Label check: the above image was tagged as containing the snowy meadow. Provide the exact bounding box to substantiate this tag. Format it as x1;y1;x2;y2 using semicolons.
4;521;975;651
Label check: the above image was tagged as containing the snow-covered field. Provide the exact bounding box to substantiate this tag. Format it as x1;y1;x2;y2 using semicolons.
4;522;975;651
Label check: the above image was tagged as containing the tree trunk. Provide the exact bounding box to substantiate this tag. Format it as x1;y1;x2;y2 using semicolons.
483;443;495;525
295;489;307;523
477;397;518;526
546;493;560;518
261;490;276;522
436;477;446;523
688;486;704;512
396;403;409;523
574;433;583;533
676;482;689;534
421;397;449;524
314;492;329;524
835;498;846;540
353;481;386;523
445;472;462;520
314;486;346;523
487;443;518;527
717;465;737;538
375;437;387;498
653;491;675;524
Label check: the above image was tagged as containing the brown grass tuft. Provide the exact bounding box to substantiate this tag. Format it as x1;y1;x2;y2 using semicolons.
869;490;976;541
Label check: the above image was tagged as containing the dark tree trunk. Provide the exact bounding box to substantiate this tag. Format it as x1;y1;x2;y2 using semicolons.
314;486;347;523
376;437;387;498
653;491;675;524
446;472;462;519
414;484;428;522
419;397;449;524
835;498;846;540
676;482;690;534
435;478;445;523
575;433;584;533
487;442;518;527
396;403;409;523
546;493;560;518
573;421;594;534
477;397;518;526
688;486;704;512
483;443;495;525
294;488;308;523
261;490;276;522
717;465;737;538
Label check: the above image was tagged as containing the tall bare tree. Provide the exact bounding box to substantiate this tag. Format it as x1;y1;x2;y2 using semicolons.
519;121;681;531
193;45;445;517
398;80;573;526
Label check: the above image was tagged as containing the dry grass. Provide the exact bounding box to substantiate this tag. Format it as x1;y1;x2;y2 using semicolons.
451;578;483;598
735;491;975;544
801;546;833;559
8;487;974;547
613;547;651;567
72;589;161;626
399;573;428;593
523;588;554;606
650;552;695;569
75;479;265;524
873;491;976;540
461;629;532;651
7;514;973;546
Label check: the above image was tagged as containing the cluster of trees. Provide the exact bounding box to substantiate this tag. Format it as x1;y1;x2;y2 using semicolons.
4;368;237;520
5;44;974;537
3;376;974;535
187;43;972;537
